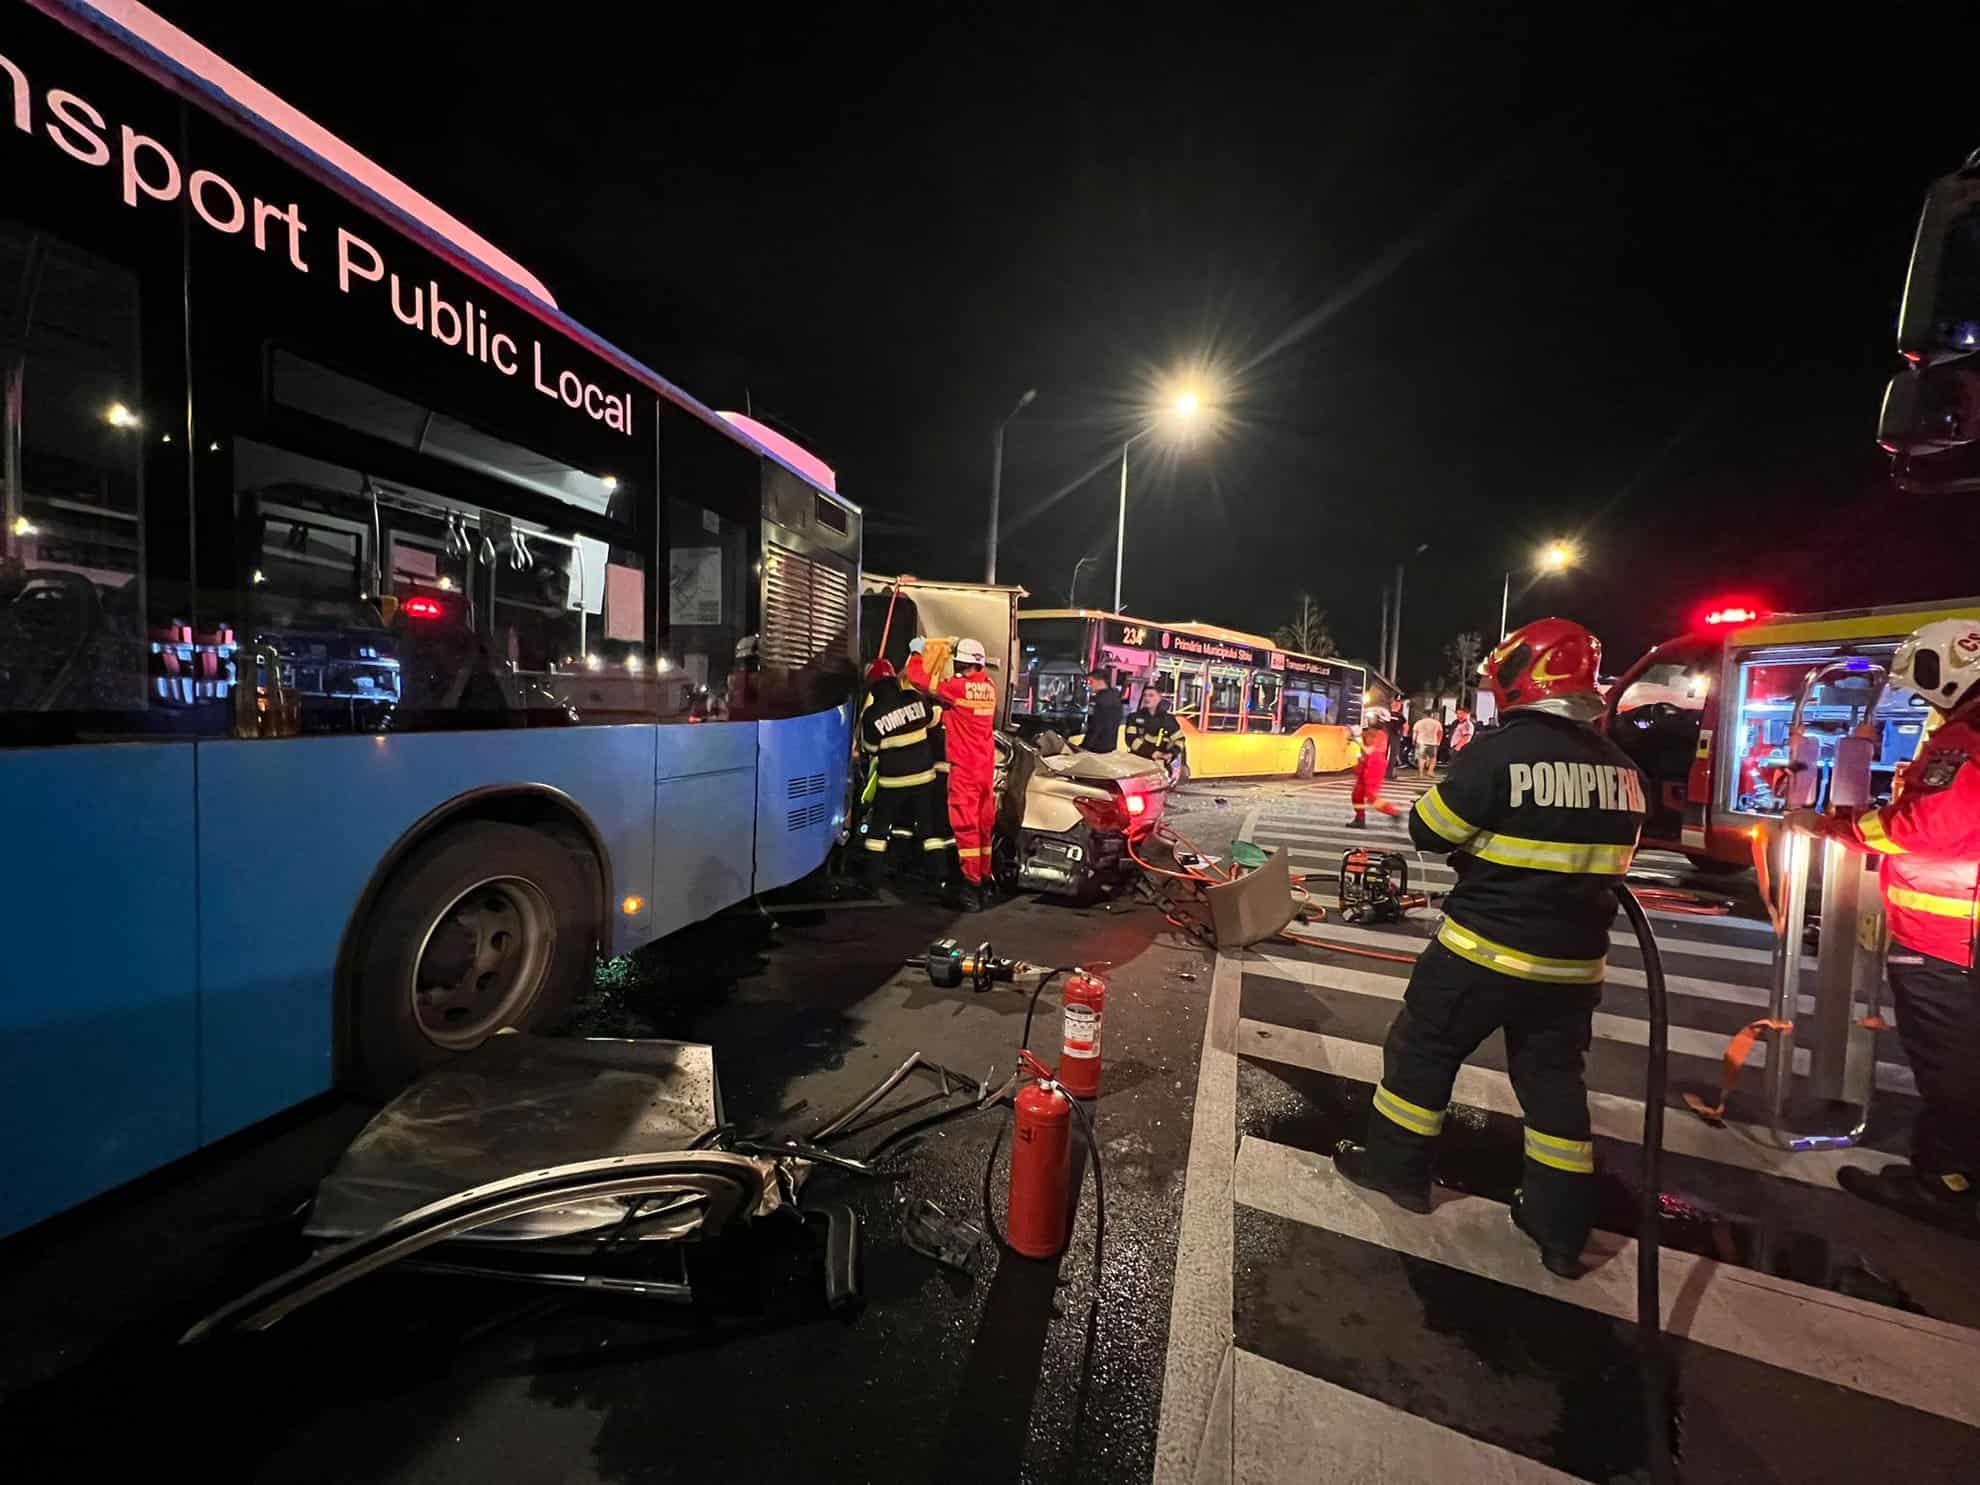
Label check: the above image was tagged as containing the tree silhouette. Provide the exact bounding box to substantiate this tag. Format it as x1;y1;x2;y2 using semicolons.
1273;593;1337;657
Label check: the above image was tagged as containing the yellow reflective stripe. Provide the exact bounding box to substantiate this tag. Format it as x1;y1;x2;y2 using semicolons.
1524;1127;1595;1173
861;838;889;853
879;727;929;750
1858;810;1906;855
957;845;990;859
922;837;955;851
1413;786;1478;845
1372;1083;1445;1138
877;768;937;788
1468;833;1636;875
1887;886;1980;919
1437;918;1606;984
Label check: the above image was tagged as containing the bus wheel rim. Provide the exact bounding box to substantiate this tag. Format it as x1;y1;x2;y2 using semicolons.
409;875;557;1048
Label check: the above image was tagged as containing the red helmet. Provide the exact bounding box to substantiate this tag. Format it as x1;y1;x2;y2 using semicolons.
865;658;896;685
1481;617;1602;719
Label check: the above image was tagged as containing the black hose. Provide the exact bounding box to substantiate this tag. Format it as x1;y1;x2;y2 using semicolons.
1616;883;1678;1485
1020;968;1069;1053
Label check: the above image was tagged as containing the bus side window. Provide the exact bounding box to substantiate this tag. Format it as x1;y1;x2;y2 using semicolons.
1;222;172;744
228;352;663;732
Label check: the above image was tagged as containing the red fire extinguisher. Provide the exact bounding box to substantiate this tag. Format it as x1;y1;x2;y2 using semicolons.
1055;970;1106;1099
1007;1050;1072;1258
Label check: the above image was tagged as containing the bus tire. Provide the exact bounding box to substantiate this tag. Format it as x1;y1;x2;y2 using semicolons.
1296;739;1316;778
351;820;595;1091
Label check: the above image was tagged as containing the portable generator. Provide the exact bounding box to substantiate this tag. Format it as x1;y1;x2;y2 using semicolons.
1338;848;1427;924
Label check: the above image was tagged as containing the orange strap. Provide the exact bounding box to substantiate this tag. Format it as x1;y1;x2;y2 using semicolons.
1682;1018;1791;1122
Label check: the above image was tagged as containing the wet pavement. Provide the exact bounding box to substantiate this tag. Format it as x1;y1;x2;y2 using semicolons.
9;773;1978;1483
1159;772;1980;1484
0;781;1281;1484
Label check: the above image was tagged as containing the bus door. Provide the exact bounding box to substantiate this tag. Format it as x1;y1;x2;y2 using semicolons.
1246;671;1282;732
1206;665;1247;734
0;140;200;1234
1163;659;1207;728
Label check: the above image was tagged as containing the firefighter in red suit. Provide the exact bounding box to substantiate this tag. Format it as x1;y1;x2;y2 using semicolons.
1790;619;1980;1233
1348;716;1401;827
937;637;1000;912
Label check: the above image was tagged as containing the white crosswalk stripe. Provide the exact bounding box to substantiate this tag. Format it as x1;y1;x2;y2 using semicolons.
1157;778;1980;1485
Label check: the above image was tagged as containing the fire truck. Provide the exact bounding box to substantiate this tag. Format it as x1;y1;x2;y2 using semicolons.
1605;596;1980;869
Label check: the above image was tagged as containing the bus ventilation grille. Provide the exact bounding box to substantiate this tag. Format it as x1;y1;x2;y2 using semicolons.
788;802;829;832
787;773;828;799
762;541;854;671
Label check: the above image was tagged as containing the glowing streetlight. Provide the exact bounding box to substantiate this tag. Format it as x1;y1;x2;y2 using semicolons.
1115;385;1215;611
1539;539;1577;573
1500;539;1580;637
104;402;140;430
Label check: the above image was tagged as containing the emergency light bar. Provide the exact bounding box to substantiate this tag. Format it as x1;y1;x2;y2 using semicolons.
1703;605;1764;626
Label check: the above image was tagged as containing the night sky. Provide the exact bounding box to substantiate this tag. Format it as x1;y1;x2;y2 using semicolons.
160;2;1980;684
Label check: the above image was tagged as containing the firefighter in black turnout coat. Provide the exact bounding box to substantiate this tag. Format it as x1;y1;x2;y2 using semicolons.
856;660;954;876
1335;618;1647;1277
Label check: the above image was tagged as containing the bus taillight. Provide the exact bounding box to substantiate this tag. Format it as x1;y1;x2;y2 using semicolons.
403;596;445;620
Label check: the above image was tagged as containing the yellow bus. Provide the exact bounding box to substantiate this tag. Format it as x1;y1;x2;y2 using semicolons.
1014;609;1367;781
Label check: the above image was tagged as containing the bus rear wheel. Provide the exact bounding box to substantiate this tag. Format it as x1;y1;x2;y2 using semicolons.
1296;739;1316;778
353;820;595;1090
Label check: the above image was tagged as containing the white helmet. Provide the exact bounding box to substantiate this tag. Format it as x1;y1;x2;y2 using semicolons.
954;637;987;667
1890;618;1980;712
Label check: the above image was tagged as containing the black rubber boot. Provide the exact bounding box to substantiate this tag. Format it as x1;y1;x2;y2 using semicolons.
957;882;983;914
1333;1141;1433;1215
1510;1189;1586;1279
1838;1164;1979;1239
1345;816;1366;830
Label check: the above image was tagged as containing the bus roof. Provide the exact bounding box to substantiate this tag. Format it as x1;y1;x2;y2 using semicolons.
1018;608;1361;670
45;0;853;509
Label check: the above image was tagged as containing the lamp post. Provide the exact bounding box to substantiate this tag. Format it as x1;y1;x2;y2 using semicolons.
1114;389;1204;612
1069;554;1101;606
1388;542;1429;682
984;388;1038;584
1499;539;1579;638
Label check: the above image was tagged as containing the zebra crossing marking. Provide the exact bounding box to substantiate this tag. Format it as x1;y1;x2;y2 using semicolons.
1235;1134;1980;1429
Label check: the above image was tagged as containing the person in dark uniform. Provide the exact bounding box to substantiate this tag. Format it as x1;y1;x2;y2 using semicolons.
1124;681;1182;766
856;659;954;881
1082;669;1123;752
1334;617;1647;1278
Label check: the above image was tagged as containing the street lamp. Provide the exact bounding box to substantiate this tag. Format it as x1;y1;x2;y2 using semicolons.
1500;539;1580;638
984;388;1038;584
1115;387;1206;612
1069;553;1101;606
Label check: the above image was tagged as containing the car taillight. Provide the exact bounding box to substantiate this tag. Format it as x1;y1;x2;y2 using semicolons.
1074;795;1130;832
403;595;445;620
1124;792;1147;816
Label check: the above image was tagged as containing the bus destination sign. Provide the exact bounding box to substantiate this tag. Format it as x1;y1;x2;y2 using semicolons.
1104;621;1262;667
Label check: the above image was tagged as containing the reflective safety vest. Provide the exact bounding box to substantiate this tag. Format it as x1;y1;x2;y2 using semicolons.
858;677;937;789
1410;709;1647;982
1843;700;1980;967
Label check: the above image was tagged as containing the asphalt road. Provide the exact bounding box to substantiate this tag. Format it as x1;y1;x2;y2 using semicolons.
0;778;1290;1484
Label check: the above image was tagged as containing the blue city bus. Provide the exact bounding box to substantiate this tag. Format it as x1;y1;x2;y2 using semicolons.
0;0;861;1236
